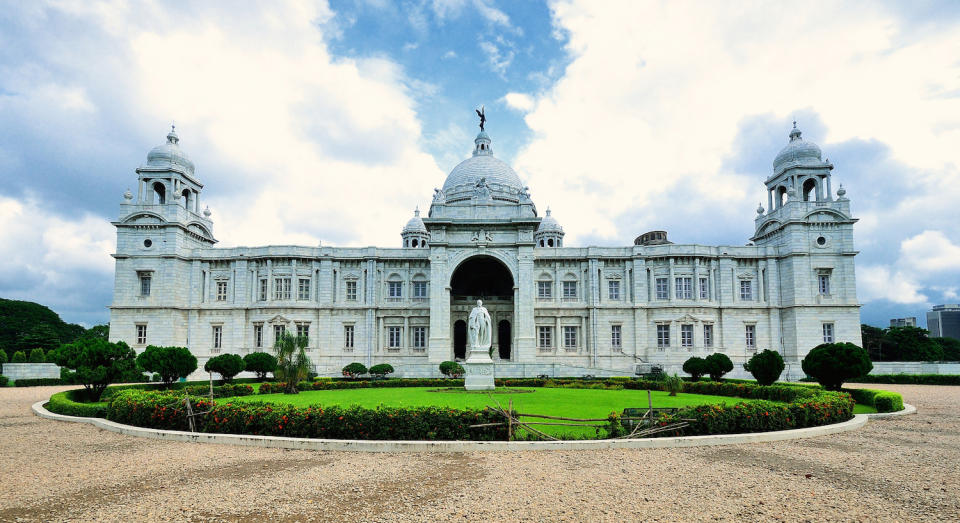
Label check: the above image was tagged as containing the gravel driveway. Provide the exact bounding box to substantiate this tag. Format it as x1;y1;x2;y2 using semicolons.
0;384;957;522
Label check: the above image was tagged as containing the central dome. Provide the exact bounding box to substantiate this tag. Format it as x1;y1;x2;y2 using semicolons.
440;131;525;201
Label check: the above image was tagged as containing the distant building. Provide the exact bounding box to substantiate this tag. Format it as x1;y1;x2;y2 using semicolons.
889;317;917;328
927;305;960;340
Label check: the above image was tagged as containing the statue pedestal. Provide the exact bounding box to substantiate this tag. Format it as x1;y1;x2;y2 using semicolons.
464;348;495;391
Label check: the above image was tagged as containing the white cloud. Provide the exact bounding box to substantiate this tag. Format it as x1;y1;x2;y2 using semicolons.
479;39;514;77
503;92;534;112
858;265;928;305
899;230;960;272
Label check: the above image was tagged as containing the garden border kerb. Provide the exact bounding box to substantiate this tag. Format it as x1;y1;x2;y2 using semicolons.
31;399;909;452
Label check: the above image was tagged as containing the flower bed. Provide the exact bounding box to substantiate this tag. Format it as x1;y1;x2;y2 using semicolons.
107;389;506;441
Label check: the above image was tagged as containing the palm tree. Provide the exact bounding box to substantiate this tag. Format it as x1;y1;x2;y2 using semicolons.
274;331;311;394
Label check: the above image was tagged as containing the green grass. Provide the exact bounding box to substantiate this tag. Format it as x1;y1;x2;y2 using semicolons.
853;403;878;414
224;387;775;438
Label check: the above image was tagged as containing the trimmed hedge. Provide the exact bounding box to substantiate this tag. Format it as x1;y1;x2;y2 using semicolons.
107;389;507;441
14;378;65;387
846;374;960;386
260;378;467;393
46;389;109;418
844;388;904;413
0;376;8;387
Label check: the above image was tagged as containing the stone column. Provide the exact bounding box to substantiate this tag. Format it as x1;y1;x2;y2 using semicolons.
668;258;675;301
515;248;536;362
427;248;450;364
693;259;701;303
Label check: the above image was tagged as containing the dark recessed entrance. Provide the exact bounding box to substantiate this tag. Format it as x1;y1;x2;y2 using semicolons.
450;255;515;361
454;320;467;360
498;320;511;360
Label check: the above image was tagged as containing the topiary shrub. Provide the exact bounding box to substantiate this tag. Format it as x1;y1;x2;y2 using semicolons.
705;353;734;381
12;351;26;363
0;376;8;387
0;349;7;371
136;345;198;386
369;363;395;378
48;339;138;400
662;374;684;396
243;352;277;380
682;357;708;381
802;342;873;391
439;360;465;378
28;348;45;363
743;349;785;386
204;354;245;382
342;362;367;379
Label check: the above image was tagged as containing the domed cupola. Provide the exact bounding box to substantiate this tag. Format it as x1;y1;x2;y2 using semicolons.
440;131;526;204
535;208;564;247
401;208;429;248
144;126;196;178
772;122;827;176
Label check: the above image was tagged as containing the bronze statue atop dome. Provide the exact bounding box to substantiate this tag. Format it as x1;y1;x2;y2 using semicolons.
475;105;486;131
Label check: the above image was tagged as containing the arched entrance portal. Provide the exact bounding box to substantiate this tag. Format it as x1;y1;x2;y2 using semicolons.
449;255;515;361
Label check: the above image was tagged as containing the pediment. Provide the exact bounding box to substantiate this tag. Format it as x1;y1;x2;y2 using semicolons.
267;315;290;324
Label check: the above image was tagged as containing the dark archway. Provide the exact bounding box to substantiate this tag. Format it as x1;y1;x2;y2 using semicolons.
450;256;514;299
453;320;467;360
498;320;511;360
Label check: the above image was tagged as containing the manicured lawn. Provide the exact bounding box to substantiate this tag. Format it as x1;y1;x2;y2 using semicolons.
853;403;878;414
224;387;775;438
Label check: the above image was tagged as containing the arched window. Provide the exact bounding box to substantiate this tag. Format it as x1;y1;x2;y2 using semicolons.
181;189;190;209
802;178;818;202
411;239;419;248
777;186;788;207
539;239;544;247
153;182;166;204
547;238;554;247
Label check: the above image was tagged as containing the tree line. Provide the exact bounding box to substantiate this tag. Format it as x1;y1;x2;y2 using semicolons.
861;324;959;362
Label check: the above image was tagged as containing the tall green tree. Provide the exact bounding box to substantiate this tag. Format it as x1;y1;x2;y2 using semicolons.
243;352;277;380
933;337;960;361
136;346;198;385
51;339;137;401
883;326;943;361
274;332;311;394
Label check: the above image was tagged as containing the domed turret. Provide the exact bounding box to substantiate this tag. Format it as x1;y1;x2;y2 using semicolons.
440;131;525;203
772;122;826;176
401;208;429;248
535;208;565;247
144;126;196;177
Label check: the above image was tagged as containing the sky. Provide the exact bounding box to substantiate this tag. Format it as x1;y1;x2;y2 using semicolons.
1;0;959;328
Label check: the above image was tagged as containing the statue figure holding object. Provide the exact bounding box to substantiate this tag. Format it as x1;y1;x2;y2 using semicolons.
467;299;492;350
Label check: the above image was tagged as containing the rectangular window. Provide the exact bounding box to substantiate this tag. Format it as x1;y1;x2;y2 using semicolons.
818;274;830;296
274;324;285;344
344;325;355;349
388;281;402;299
703;324;714;347
412;326;427;350
413;281;427;299
745;324;756;348
537;281;553;299
136;324;147;345
740;280;753;301
608;280;621;301
562;281;577;300
823;322;834;343
563;326;578;349
297;323;309;344
216;281;227;301
259;279;268;301
611;325;622;350
656;324;670;349
274;277;291;300
676;277;693;299
388;326;402;349
298;278;310;300
655;277;669;300
699;277;709;299
538;326;553;350
681;324;693;348
254;325;263;348
346;280;358;301
212;325;222;349
139;273;151;297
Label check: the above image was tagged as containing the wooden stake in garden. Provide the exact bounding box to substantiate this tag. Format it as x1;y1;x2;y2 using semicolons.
507;399;513;441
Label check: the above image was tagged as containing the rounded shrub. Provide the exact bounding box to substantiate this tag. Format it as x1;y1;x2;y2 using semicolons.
342;362;368;379
204;353;245;382
243;352;277;380
705;353;734;381
802;342;873;391
0;349;8;367
12;351;27;363
744;349;785;386
28;348;45;363
682;357;708;381
439;360;464;378
369;363;395;378
136;345;198;385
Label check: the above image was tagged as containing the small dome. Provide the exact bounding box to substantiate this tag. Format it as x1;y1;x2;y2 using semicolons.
145;126;195;176
773;123;823;175
536;208;563;233
441;131;524;200
403;208;427;233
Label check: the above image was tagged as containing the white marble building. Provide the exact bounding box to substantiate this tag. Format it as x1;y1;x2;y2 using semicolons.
109;121;861;377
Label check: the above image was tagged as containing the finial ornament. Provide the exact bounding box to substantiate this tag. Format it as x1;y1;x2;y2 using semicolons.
475;105;486;131
757;203;764;215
